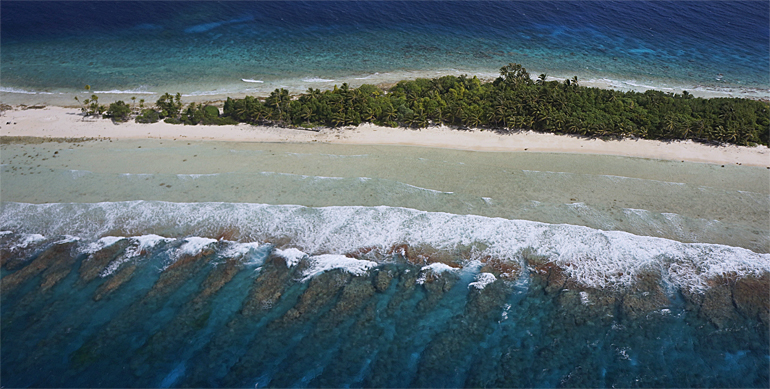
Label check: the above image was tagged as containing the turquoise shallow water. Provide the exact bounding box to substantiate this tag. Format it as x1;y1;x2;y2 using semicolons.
1;139;769;387
1;1;768;104
1;2;769;383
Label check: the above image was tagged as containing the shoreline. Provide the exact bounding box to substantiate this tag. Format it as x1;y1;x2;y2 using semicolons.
2;77;767;109
2;68;769;107
1;105;768;167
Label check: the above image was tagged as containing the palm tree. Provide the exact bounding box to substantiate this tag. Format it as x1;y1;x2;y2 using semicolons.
301;105;313;125
381;103;396;123
363;107;376;123
492;98;508;127
332;109;345;127
406;90;420;106
403;113;417;128
534;105;551;130
74;96;84;113
415;108;428;128
463;106;482;128
498;63;531;89
451;104;465;124
537;74;547;85
250;107;265;124
268;88;290;121
663;114;677;136
431;106;445;124
567;119;581;134
692;120;705;139
307;88;321;100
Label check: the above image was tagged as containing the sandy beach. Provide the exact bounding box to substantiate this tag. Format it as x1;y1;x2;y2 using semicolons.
1;105;768;167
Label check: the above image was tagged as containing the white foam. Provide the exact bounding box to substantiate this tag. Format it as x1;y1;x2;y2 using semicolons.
69;170;92;179
125;234;175;258
599;174;686;187
176;173;220;180
241;79;264;83
302;78;335;83
275;247;308;268
100;234;176;276
92;89;155;95
220;241;263;258
17;233;46;249
259;171;345;181
0;86;53;95
177;237;217;256
55;235;81;244
83;236;125;254
181;90;229;97
319;153;369;158
121;173;154;179
403;183;453;194
300;254;377;281
421;262;458;273
525;169;688;188
580;291;593;305
2;201;767;293
417;262;459;284
0;230;12;236
579;77;770;99
469;272;496;289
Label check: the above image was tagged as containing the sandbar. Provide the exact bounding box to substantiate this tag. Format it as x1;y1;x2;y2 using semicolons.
1;105;768;167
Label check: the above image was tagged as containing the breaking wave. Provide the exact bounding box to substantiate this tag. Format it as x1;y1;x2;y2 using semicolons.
1;201;767;293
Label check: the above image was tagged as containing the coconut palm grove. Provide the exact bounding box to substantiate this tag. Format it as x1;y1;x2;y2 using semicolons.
92;64;770;147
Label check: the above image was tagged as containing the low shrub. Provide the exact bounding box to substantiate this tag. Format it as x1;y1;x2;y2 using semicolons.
105;100;132;122
135;109;160;123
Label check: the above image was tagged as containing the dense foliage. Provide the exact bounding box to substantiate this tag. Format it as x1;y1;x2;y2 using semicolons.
105;100;132;122
135;109;160;123
219;63;768;146
90;63;770;146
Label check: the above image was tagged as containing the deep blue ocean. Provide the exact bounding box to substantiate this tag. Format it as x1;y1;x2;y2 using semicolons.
1;1;768;101
1;201;769;388
2;2;770;388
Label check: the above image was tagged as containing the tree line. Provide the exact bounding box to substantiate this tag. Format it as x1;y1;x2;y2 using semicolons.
91;63;769;146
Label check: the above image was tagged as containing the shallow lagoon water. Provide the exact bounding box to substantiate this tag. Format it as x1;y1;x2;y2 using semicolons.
2;1;769;383
2;139;769;387
2;140;768;251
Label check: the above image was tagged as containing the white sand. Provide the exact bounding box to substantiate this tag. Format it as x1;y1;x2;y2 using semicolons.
2;106;768;167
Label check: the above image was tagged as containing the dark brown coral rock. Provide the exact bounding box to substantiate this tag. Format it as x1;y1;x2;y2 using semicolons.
79;239;130;284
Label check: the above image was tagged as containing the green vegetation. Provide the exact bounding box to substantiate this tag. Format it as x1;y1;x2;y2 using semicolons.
219;63;768;146
73;85;106;116
179;103;237;125
135;108;160;123
105;100;132;122
91;63;770;146
156;92;184;119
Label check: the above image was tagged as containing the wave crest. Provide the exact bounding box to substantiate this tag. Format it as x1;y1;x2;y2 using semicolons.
1;201;768;292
